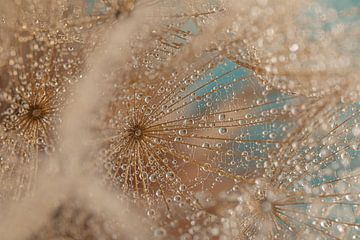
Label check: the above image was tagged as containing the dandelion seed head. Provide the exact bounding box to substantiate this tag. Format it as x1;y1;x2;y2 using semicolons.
0;0;114;201
0;0;358;239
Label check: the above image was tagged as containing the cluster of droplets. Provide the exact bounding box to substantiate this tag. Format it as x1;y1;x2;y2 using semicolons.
155;102;360;239
0;0;127;201
207;0;360;99
0;1;359;239
94;47;327;239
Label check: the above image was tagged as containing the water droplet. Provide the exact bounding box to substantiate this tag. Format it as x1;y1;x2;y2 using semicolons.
202;142;210;148
179;184;186;191
218;114;225;121
173;195;181;202
352;125;360;137
166;171;175;180
289;43;299;52
149;174;157;182
178;129;187;136
155;189;162;197
154;227;167;237
144;96;151;103
147;209;155;217
218;127;227;135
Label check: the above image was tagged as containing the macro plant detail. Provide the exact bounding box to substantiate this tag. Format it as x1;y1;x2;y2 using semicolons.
0;0;110;201
153;102;360;239
0;0;359;239
215;103;360;239
96;55;309;212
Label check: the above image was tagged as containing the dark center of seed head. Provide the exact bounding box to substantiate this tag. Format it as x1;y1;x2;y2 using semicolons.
255;189;266;202
130;125;143;139
29;106;43;119
134;128;142;137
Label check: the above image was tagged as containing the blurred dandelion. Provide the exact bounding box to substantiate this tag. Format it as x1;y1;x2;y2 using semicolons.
0;0;113;201
196;101;360;240
199;0;360;98
0;0;358;239
85;0;224;71
26;197;134;240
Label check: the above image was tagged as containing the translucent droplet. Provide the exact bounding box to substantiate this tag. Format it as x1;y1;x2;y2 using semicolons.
155;189;162;197
218;127;227;135
179;184;186;191
149;174;157;182
202;142;210;148
289;43;299;52
352;125;360;137
166;171;175;180
154;227;167;237
144;96;151;103
147;209;155;217
218;114;225;121
178;129;187;136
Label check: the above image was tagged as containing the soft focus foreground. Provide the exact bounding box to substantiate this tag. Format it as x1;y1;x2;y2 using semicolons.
0;0;359;239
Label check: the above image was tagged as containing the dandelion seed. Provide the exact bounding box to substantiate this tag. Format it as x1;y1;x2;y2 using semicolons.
94;47;311;222
211;102;360;239
210;0;359;99
0;0;110;200
0;1;358;239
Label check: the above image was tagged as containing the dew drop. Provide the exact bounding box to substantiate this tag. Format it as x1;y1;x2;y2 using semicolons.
178;129;187;136
149;174;157;182
289;43;299;52
179;184;186;191
218;127;227;135
154;227;167;237
166;171;175;180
